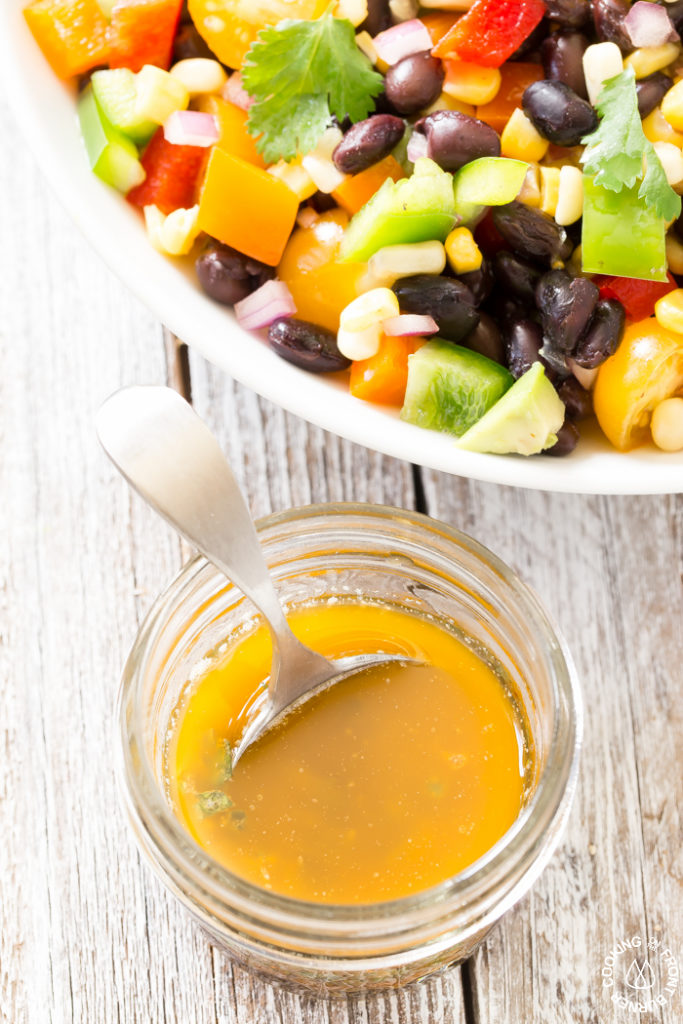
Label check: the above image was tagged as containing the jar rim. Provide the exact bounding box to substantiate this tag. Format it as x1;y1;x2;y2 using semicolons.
118;502;582;937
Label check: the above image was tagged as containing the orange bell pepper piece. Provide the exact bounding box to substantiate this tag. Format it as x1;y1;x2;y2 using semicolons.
197;148;299;266
128;129;207;213
197;96;266;169
475;62;544;132
421;12;460;45
24;0;110;79
350;336;423;406
332;156;405;216
108;0;183;72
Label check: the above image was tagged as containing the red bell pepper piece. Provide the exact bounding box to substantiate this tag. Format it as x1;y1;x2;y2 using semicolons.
432;0;546;68
594;273;677;321
127;129;207;213
109;0;183;72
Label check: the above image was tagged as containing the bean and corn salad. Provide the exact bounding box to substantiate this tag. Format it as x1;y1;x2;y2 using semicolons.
25;0;683;456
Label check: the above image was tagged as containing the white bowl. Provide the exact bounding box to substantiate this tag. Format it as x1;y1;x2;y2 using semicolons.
3;0;682;494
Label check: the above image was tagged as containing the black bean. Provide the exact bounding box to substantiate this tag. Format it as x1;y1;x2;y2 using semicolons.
572;298;625;367
541;31;589;99
461;312;505;364
496;295;535;327
492;202;572;264
173;22;215;62
308;191;337;214
268;318;351;373
384;52;445;116
493;251;543;303
593;0;633;53
459;259;494;306
392;275;479;342
522;80;597;146
544;0;590;28
636;72;673;119
557;376;593;420
535;270;599;368
333;115;405;174
414;111;500;172
360;0;392;36
195;240;274;306
505;319;544;378
543;419;579;455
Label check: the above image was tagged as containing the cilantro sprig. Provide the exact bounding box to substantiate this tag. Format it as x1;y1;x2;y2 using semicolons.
242;12;384;163
581;68;681;222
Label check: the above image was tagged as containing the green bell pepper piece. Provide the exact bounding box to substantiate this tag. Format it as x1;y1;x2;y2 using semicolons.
340;158;458;263
78;86;146;195
581;174;667;282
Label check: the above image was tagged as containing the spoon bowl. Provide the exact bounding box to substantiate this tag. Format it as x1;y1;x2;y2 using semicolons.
97;386;413;764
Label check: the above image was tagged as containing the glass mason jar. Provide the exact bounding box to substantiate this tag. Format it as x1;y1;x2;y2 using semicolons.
118;504;582;995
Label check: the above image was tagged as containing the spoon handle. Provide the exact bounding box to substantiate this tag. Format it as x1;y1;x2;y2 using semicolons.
97;387;305;648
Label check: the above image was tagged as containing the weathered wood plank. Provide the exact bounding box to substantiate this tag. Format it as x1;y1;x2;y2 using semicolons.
420;474;683;1023
189;352;468;1024
1;101;214;1024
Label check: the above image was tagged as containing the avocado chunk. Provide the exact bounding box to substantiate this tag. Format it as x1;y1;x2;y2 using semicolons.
456;362;565;454
401;339;513;437
340;158;458;263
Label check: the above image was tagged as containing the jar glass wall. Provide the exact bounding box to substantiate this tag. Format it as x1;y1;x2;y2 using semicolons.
117;504;582;994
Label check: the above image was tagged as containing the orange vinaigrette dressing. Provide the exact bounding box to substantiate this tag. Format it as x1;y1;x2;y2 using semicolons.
167;601;533;904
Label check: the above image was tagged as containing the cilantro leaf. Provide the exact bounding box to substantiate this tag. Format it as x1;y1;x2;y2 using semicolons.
581;68;681;222
242;13;384;163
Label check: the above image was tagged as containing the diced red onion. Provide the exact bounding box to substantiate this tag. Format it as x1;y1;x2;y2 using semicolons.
624;2;678;47
222;71;253;111
406;131;429;163
164;110;219;147
235;280;297;331
373;19;433;66
382;314;439;336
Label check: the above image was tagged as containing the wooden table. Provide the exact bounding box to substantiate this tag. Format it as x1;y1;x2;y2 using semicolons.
1;94;681;1024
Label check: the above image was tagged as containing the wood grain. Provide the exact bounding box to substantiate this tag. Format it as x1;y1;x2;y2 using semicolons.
420;476;683;1023
2;81;682;1024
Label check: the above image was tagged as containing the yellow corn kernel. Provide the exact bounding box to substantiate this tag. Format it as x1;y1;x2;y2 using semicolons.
443;62;501;106
539;166;560;217
335;0;368;27
445;227;482;275
567;244;583;276
355;31;377;65
517;163;541;208
268;158;317;201
367;240;446;287
501;108;549;162
422;93;476;117
653;140;683;184
389;0;418;19
340;288;400;332
643;106;683;145
651;397;683;451
582;42;623;105
555;164;583;226
654;288;683;333
661;79;683;131
337;325;382;361
666;232;683;273
625;43;680;79
169;58;227;96
144;204;200;256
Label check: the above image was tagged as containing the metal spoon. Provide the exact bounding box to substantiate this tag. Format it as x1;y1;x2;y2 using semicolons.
97;386;410;766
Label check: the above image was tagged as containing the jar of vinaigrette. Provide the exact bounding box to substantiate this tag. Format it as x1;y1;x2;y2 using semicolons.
118;504;582;994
